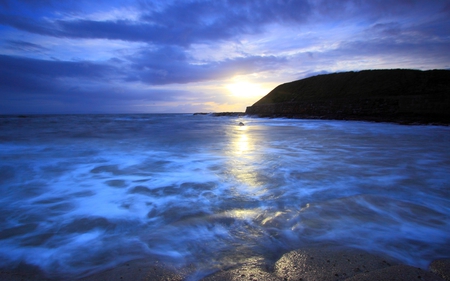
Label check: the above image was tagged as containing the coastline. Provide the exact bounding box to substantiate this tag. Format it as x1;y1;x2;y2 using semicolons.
198;111;450;126
245;112;450;126
244;70;450;127
2;114;449;280
2;246;448;280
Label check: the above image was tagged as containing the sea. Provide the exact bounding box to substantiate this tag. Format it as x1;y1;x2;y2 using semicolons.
0;114;449;279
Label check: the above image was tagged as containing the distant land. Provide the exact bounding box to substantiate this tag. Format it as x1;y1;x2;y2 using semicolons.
245;69;450;125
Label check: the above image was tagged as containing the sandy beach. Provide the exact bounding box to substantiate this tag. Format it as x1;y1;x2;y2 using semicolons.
1;246;448;281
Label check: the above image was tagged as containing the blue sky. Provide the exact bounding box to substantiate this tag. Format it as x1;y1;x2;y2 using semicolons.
1;0;449;114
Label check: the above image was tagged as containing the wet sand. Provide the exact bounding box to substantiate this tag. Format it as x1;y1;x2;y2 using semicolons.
1;246;448;281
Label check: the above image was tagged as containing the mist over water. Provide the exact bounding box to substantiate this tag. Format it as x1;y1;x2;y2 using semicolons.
0;114;449;278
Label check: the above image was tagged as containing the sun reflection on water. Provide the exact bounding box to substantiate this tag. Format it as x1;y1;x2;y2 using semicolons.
225;122;265;189
232;124;251;155
236;133;249;154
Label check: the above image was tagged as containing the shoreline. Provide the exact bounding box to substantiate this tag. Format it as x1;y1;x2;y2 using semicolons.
195;112;450;126
245;113;450;126
2;246;448;280
244;70;450;127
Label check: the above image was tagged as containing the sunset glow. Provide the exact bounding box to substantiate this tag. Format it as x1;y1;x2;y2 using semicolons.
226;81;269;99
0;0;449;114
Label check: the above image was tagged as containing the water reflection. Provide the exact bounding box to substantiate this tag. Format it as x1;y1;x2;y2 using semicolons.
236;135;249;154
235;126;249;155
226;125;256;187
225;122;266;190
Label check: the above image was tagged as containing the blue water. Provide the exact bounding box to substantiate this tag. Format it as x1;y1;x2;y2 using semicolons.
0;114;449;279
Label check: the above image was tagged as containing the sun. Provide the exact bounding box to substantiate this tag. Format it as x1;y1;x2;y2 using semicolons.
226;81;268;98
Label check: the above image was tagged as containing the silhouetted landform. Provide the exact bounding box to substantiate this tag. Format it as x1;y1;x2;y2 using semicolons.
193;112;245;117
212;112;245;117
246;69;450;124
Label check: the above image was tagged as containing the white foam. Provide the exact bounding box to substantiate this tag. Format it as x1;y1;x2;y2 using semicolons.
0;115;449;277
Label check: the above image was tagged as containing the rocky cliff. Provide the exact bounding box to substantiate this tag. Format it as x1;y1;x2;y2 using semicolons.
245;69;450;124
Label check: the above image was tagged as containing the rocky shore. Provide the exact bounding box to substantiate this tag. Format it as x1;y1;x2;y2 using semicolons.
2;246;449;280
194;112;245;117
245;100;450;125
245;69;450;125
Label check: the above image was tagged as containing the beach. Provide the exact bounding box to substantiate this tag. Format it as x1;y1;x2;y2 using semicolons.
1;114;449;280
1;246;449;280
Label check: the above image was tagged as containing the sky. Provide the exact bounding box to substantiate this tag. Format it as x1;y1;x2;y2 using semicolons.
0;0;449;114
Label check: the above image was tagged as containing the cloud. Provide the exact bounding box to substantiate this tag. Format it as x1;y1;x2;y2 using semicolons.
0;0;447;54
0;54;118;109
124;46;286;85
4;40;48;52
0;54;201;114
1;0;449;114
291;36;450;77
0;54;114;79
0;0;312;46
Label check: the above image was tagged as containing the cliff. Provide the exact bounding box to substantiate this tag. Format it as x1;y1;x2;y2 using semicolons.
245;69;450;124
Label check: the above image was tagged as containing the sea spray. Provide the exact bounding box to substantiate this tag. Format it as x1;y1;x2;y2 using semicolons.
0;114;449;278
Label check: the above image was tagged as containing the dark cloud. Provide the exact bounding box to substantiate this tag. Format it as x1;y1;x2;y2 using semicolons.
0;55;123;113
0;85;188;114
0;0;447;48
312;0;416;20
0;0;312;46
126;46;286;85
4;40;49;52
302;70;330;78
1;0;449;114
0;54;198;114
0;0;112;13
0;54;114;79
303;37;450;69
0;14;58;36
410;17;450;38
0;55;118;109
368;22;402;37
141;0;312;30
0;0;8;8
0;45;285;113
2;0;54;7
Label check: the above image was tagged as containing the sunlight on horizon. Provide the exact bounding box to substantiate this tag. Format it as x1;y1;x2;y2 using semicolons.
226;81;270;99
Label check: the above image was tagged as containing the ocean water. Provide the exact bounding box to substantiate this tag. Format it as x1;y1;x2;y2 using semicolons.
0;114;449;279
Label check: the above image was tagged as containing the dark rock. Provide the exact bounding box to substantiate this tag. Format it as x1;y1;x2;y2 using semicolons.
430;259;450;281
212;112;245;117
246;69;450;125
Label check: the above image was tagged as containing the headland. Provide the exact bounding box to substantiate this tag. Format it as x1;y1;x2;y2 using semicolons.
245;69;450;125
